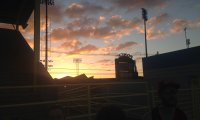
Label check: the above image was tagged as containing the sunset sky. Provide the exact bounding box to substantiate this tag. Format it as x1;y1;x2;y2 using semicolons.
19;0;200;79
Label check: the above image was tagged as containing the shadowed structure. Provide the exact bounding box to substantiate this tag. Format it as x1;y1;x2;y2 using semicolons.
0;1;57;119
0;28;52;85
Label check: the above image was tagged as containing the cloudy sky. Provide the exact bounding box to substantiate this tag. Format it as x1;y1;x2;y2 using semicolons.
20;0;200;78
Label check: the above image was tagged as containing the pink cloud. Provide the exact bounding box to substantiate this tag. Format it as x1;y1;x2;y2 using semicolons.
147;26;167;40
197;19;200;27
116;41;137;51
170;18;200;34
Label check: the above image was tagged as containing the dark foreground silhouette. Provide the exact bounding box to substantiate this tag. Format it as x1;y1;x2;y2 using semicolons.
96;105;127;120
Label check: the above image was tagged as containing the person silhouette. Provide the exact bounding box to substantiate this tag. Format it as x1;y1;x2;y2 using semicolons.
143;81;187;120
48;105;65;120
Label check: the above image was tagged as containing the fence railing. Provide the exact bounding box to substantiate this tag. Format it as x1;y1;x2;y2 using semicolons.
0;80;199;120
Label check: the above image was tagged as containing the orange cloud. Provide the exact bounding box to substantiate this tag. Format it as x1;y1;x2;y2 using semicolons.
147;26;167;40
97;46;116;54
65;2;106;18
67;17;99;28
67;44;99;55
60;40;82;49
47;15;141;42
96;59;114;66
99;16;106;22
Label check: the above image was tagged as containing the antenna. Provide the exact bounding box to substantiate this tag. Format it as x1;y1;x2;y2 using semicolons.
184;27;190;49
73;58;82;76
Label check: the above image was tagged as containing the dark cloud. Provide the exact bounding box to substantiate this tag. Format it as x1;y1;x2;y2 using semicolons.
50;28;72;41
116;41;137;51
109;0;168;10
170;19;190;33
41;5;63;22
67;17;99;29
107;15;142;29
148;13;170;26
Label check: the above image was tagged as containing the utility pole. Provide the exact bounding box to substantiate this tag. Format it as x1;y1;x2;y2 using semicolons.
34;0;40;85
184;27;190;49
45;0;48;70
73;58;82;76
41;0;54;70
141;8;148;58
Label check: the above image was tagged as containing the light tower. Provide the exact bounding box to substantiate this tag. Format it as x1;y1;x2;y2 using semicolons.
184;27;190;49
141;8;148;58
73;58;82;76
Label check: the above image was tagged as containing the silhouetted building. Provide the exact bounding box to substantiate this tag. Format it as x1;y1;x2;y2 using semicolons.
0;1;57;119
142;46;200;82
115;53;138;80
0;29;53;85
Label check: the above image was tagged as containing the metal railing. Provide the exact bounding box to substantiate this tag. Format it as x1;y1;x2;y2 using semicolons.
0;80;199;120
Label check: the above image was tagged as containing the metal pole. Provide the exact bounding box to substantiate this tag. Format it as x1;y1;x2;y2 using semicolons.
45;0;48;70
144;20;148;57
184;27;187;39
73;58;82;76
34;0;40;85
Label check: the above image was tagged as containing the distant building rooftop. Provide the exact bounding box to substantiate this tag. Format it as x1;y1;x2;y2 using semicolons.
143;46;200;71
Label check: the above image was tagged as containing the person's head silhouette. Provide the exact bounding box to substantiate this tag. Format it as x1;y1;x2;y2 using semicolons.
158;81;180;107
48;105;65;120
